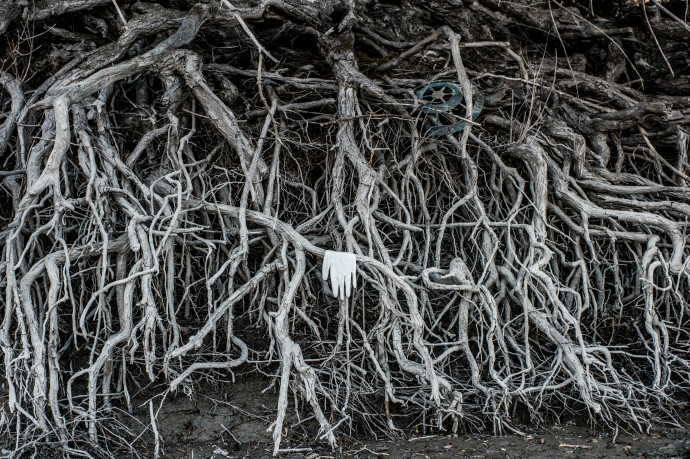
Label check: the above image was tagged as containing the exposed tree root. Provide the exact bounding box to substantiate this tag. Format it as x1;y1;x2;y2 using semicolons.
0;0;689;456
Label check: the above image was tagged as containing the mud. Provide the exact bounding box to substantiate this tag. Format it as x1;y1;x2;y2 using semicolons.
116;375;690;459
148;428;690;459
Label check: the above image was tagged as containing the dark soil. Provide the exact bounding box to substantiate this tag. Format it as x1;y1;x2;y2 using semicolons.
116;376;690;459
148;427;690;459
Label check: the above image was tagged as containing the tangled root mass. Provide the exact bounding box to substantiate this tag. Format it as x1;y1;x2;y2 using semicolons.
1;0;689;456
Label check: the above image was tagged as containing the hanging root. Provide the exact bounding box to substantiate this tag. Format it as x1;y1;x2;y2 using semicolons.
0;0;689;456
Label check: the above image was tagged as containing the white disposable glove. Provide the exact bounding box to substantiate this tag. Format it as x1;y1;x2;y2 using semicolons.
322;250;357;300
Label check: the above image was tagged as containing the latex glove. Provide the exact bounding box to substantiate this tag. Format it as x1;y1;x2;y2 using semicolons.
322;250;357;300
